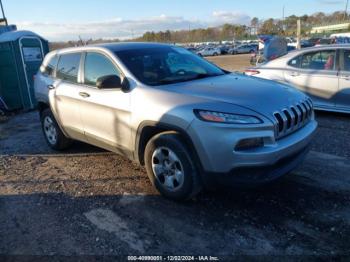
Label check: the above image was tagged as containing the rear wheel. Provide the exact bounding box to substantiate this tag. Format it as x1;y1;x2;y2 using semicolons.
40;108;72;150
144;132;201;201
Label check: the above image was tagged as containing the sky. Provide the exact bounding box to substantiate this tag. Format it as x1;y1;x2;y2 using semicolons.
1;0;348;41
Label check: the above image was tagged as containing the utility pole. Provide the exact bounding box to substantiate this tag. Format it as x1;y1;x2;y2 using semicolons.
297;19;301;50
0;0;8;26
345;0;349;21
282;5;285;34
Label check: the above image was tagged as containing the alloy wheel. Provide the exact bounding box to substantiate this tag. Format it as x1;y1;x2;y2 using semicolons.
151;147;184;191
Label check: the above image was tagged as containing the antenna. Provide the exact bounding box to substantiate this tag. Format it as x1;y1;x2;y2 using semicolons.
0;0;8;26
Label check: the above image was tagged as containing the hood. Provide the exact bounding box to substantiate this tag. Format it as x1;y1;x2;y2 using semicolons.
162;73;307;119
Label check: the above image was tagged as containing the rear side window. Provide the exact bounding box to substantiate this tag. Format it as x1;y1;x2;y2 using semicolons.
56;53;81;83
288;51;336;70
301;51;336;70
84;52;120;86
288;55;302;68
41;55;58;77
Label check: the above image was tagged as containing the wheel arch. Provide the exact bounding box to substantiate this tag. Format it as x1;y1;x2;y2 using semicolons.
37;101;50;115
135;121;203;172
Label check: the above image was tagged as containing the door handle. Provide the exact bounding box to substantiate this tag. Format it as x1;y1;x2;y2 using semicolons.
341;75;350;81
79;92;90;98
289;72;300;77
47;84;55;90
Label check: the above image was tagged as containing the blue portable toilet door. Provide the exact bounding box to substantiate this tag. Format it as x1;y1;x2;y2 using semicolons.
19;36;45;109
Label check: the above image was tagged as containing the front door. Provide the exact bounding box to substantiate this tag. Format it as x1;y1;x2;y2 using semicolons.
78;51;132;152
284;49;339;109
20;37;45;109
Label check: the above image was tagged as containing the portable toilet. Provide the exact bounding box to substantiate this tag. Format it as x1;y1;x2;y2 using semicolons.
0;30;49;110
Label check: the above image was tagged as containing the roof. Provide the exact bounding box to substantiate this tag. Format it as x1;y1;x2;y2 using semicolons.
94;42;173;52
53;42;175;55
0;30;47;43
297;44;350;51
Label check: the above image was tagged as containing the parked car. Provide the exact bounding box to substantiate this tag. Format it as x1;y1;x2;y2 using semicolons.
308;37;321;46
218;45;230;55
229;44;258;54
197;47;221;56
185;47;196;53
35;42;317;200
316;38;333;46
245;45;350;113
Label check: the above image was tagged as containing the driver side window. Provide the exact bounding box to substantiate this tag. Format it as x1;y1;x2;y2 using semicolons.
84;52;120;86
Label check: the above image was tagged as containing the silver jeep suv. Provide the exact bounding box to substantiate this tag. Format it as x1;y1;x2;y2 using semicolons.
34;42;317;200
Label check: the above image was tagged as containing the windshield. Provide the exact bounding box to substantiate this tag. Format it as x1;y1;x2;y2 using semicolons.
115;46;225;86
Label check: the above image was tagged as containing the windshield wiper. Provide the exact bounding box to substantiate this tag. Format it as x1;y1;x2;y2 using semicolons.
158;73;224;85
158;78;189;85
188;73;224;80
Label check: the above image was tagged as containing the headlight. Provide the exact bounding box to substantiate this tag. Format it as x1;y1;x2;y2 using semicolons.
194;110;262;124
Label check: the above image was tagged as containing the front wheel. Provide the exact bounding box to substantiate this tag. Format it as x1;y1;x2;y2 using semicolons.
40;108;72;150
144;132;202;201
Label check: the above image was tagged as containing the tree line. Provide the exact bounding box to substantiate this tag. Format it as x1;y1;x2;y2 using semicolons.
135;11;350;43
49;10;350;50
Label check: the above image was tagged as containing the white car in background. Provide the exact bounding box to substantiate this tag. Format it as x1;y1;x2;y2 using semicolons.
197;47;221;56
230;44;258;55
246;45;350;113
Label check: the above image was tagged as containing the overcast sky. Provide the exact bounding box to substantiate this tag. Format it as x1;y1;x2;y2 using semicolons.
1;0;348;41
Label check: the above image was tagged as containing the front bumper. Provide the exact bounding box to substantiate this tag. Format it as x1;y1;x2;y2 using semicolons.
187;119;317;184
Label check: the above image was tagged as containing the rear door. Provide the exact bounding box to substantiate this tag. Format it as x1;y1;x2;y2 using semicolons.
336;49;350;112
284;49;339;109
50;52;85;140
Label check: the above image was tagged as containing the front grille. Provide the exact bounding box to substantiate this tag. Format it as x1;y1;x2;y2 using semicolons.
273;99;313;139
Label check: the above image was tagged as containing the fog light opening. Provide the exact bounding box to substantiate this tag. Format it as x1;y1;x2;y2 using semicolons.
235;138;264;151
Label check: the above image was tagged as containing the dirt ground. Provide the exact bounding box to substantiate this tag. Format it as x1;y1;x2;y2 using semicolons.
207;54;252;72
1;55;350;259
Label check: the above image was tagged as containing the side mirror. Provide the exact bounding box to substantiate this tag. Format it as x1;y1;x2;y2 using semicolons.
96;75;122;89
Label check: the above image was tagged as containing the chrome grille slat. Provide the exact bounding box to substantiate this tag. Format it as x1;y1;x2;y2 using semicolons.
280;111;288;133
283;109;293;130
302;103;308;121
290;107;298;127
274;100;313;139
299;104;307;123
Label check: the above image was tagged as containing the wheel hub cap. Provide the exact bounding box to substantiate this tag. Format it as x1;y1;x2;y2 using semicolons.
151;147;184;191
43;116;57;145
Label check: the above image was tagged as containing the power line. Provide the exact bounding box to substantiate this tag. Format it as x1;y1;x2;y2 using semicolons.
0;0;8;25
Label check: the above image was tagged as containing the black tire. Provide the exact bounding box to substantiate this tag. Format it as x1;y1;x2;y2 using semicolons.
213;52;218;56
144;132;202;201
40;108;72;150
